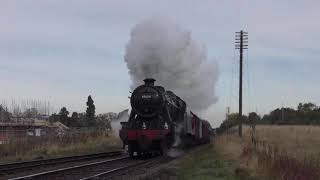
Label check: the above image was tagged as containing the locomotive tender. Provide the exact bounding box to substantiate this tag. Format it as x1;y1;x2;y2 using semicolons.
119;78;212;157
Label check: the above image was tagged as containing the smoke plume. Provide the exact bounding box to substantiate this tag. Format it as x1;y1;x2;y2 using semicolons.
125;18;219;111
110;109;129;134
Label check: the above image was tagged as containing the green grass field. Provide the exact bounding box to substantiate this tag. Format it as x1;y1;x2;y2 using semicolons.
176;145;242;180
152;144;256;180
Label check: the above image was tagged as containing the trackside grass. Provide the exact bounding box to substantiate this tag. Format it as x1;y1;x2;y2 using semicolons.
0;131;122;163
143;125;320;180
217;125;320;180
175;144;245;180
144;144;255;180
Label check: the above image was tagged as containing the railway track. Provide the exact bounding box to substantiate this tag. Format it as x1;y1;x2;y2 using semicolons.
80;157;165;180
2;147;203;179
0;151;123;173
8;156;149;180
0;151;124;179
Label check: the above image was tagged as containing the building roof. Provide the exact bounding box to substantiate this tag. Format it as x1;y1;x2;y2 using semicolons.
0;119;69;130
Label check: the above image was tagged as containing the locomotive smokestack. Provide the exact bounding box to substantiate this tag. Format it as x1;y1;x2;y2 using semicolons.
143;78;155;86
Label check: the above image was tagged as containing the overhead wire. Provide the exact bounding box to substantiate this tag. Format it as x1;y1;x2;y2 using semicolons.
228;48;238;113
245;47;251;113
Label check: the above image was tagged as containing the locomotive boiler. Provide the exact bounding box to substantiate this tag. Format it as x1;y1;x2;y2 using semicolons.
119;78;212;157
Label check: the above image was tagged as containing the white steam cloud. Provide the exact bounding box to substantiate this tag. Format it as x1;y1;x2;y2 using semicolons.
111;110;129;134
125;18;219;111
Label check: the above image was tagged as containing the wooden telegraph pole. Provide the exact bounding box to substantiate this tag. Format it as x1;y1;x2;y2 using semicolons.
235;30;248;137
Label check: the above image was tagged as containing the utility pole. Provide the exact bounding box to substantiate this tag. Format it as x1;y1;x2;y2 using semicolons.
235;30;248;137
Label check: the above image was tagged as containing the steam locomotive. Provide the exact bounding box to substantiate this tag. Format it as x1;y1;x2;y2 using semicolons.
119;78;212;157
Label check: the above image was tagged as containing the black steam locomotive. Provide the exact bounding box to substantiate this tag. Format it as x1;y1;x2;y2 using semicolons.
119;78;212;157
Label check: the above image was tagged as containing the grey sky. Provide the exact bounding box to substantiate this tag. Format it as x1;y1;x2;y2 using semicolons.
1;1;320;127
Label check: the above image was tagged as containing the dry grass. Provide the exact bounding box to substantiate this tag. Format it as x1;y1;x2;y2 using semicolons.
215;125;320;180
215;129;244;161
0;131;122;163
215;128;260;179
242;125;320;159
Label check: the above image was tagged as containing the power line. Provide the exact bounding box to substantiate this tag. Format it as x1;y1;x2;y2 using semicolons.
245;46;251;113
228;49;237;111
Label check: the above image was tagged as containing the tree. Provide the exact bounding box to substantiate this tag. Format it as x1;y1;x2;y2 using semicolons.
248;112;261;122
0;105;10;122
86;95;96;126
59;107;69;125
302;102;317;112
297;103;303;111
24;108;38;118
248;112;260;146
259;102;320;125
218;113;241;133
69;112;80;127
77;112;88;127
96;114;112;130
49;113;60;122
71;112;78;119
228;113;239;122
59;107;69;117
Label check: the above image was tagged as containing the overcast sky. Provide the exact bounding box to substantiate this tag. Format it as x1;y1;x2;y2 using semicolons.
1;1;320;127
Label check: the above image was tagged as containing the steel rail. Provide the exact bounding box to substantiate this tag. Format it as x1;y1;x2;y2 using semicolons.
8;156;129;180
79;160;149;180
80;157;164;180
0;151;123;173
